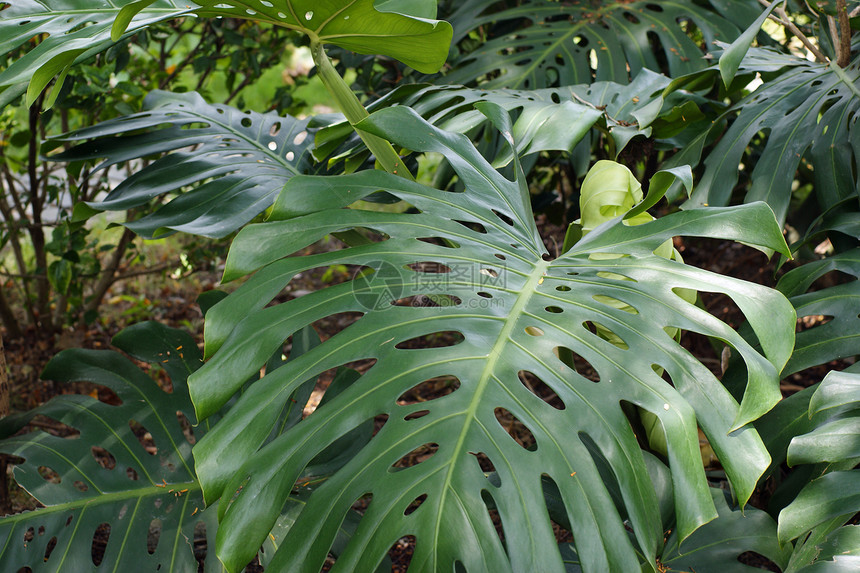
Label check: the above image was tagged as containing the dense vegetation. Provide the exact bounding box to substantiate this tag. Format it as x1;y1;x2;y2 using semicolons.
0;1;859;571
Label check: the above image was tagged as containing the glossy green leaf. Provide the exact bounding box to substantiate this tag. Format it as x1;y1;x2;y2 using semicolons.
442;0;751;89
0;0;452;105
662;489;792;572
0;322;218;572
779;471;860;543
718;0;784;86
189;107;794;572
678;47;860;225
776;250;860;376
788;418;860;465
315;69;673;169
49;91;315;238
809;371;860;419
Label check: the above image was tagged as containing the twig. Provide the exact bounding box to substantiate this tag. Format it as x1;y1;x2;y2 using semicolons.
82;227;137;316
836;0;852;67
759;0;829;63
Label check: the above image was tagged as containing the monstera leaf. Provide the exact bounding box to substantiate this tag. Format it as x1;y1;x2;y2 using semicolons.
316;69;674;169
0;0;452;106
49;90;316;238
778;368;860;573
187;107;795;572
0;322;218;572
440;0;758;89
661;489;791;572
672;45;860;226
776;248;860;377
0;321;374;571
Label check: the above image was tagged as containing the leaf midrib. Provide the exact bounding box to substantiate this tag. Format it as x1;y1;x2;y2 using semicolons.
431;259;549;569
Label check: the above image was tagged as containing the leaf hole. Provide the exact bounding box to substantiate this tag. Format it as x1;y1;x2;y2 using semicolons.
389;535;416;569
454;220;487;234
545;306;563;313
404;495;428;516
38;526;45;536
129;419;157;455
126;467;139;481
583;321;629;350
240;117;252;128
592;294;639;314
286;151;295;161
494;407;537;450
406;261;451;274
398;376;460;403
395;331;464;350
147;519;162;555
494;253;506;260
541;475;573;533
468;451;498;478
37;466;61;484
737;552;781;570
481;490;506;542
43;536;57;562
91;523;111;566
73;481;89;492
65;515;73;527
553;347;601;382
390;443;439;470
416;236;459;248
268;122;281;136
293;130;308;145
193;522;208;564
404;409;430;421
24;527;34;543
91;446;116;470
391;294;462;308
525;326;544;336
519;370;565;410
477;291;493;298
556;285;571;292
177;411;196;445
492;209;514;226
480;268;499;278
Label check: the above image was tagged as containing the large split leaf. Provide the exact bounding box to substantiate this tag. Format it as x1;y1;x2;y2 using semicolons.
0;321;373;570
661;489;791;572
778;369;860;572
0;322;218;572
441;0;756;89
316;69;673;168
673;46;860;225
188;107;794;572
50;90;315;238
776;249;860;376
0;0;452;106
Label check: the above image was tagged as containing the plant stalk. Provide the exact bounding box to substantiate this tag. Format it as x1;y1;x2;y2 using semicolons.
836;0;852;67
310;40;414;181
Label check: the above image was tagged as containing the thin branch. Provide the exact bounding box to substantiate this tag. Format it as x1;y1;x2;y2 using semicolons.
758;0;829;62
836;0;852;67
82;227;136;316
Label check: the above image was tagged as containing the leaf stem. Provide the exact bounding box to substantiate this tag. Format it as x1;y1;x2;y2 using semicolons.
310;40;413;181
